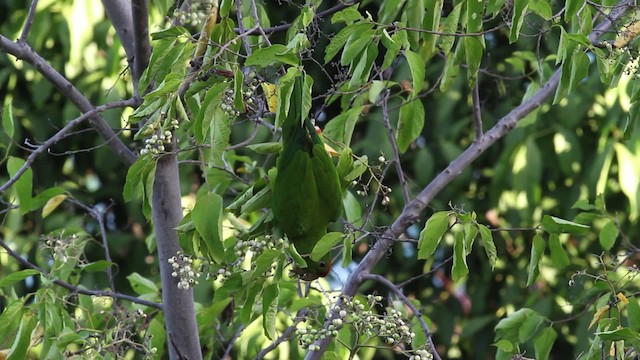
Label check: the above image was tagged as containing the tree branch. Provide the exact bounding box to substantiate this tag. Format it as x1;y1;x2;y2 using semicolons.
0;237;161;309
0;99;138;194
131;0;151;95
381;90;411;205
0;36;138;165
305;1;635;357
19;0;39;43
472;81;483;141
102;0;136;77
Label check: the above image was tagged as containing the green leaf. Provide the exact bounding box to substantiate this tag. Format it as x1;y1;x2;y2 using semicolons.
404;50;425;96
2;100;14;138
565;0;584;22
406;0;425;49
439;3;462;55
127;272;159;295
628;298;640;332
341;29;375;66
541;215;590;234
464;36;484;87
568;50;589;92
245;45;300;67
240;283;262;324
331;6;362;24
325;22;374;63
342;233;354;267
526;234;546;286
495;308;538;342
478;224;497;269
452;231;469;282
7;313;36;360
246;142;282;154
599;219;619;251
323;106;363;145
519;310;544;342
463;222;478;256
311;232;344;261
369;80;386;104
465;0;483;33
343;190;363;227
275;67;300;129
534;327;557;360
262;283;279;340
0;299;25;341
595;327;640;341
509;0;528;43
548;234;570;269
422;0;444;58
192;193;225;263
7;156;33;213
396;99;425;153
79;260;115;273
381;29;401;70
418;211;450;260
529;0;553;20
248;249;281;282
233;67;244;111
0;269;39;288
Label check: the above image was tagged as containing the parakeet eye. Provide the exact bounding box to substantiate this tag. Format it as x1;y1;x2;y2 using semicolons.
319;260;327;269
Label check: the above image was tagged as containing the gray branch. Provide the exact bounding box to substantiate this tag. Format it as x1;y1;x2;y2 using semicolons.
305;0;635;358
0;36;138;165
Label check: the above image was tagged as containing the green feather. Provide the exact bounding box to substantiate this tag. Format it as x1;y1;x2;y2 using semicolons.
272;74;342;280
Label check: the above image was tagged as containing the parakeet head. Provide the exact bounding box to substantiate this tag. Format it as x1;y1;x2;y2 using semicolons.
292;256;332;281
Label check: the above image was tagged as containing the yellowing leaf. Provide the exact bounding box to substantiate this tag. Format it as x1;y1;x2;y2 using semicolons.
617;292;629;305
42;194;68;218
261;82;278;113
614;20;640;48
589;305;610;330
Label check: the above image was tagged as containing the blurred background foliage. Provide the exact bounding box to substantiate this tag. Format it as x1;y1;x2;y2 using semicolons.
1;0;640;359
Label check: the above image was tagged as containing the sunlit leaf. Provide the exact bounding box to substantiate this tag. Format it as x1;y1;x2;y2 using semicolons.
599;219;619;251
548;234;570;269
418;211;451;260
534;327;557;360
396;99;425;153
526;234;545;286
262;283;279;340
192;193;225;263
311;232;344;262
452;231;469;282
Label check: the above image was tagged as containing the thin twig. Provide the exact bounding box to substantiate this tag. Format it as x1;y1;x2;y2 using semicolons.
0;99;138;194
226;122;259;151
472;81;483;141
68;198;117;293
249;0;271;46
362;274;442;360
19;0;39;43
0;36;138;165
0;238;161;309
235;0;253;56
380;90;411;205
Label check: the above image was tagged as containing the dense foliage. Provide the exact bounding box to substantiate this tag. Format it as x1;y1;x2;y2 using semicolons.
1;0;640;359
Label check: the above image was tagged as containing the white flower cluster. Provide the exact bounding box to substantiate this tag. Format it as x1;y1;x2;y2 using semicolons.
216;235;286;282
168;252;204;290
173;0;217;26
296;294;426;357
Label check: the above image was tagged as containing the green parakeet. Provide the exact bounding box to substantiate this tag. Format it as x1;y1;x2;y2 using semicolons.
272;74;342;281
